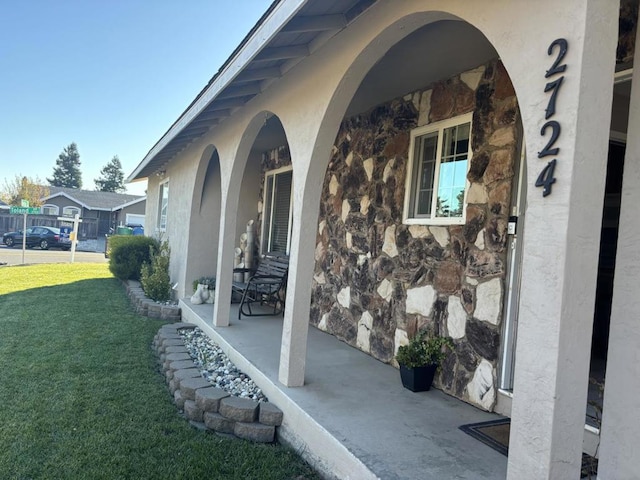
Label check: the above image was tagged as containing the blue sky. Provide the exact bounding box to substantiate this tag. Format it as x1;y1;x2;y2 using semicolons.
0;0;271;196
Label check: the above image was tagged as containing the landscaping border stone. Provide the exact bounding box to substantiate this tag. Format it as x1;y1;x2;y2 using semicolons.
152;323;283;443
124;279;182;321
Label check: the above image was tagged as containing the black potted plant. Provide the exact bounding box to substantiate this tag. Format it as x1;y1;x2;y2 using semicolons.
395;331;453;392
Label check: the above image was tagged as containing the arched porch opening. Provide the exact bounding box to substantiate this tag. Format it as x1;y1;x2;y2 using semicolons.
211;111;293;328
235;113;291;261
184;145;221;298
302;18;522;413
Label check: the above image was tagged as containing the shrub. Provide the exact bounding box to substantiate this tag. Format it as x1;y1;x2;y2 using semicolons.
141;240;171;302
395;331;454;369
108;236;159;280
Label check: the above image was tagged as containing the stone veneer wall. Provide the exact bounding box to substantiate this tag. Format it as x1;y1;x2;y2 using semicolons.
618;0;638;65
310;59;519;411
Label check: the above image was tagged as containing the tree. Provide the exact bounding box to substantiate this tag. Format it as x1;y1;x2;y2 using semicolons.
48;142;82;189
95;156;126;193
0;175;50;206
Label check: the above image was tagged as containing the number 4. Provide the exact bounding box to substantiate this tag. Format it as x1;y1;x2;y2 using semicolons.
536;159;557;197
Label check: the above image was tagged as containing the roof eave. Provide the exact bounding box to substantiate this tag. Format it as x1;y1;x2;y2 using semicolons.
113;196;147;211
42;192;92;210
127;0;308;182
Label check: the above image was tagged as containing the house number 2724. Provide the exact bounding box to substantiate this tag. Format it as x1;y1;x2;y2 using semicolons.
536;38;568;197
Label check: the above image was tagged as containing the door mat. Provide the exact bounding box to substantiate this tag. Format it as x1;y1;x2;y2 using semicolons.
459;418;510;456
459;419;598;478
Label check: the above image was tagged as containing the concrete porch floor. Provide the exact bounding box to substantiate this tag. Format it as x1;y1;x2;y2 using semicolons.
180;300;508;480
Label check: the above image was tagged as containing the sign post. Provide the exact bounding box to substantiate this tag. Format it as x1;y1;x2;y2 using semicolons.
9;201;41;265
57;213;83;263
21;212;27;264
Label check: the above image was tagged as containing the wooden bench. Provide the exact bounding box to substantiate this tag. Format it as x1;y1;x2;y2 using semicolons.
231;252;289;319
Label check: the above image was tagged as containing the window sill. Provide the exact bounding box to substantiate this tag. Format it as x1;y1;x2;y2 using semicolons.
403;217;465;227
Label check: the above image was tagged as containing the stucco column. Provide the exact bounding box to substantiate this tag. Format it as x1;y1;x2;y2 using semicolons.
507;2;618;479
278;168;322;387
597;27;640;480
212;187;238;327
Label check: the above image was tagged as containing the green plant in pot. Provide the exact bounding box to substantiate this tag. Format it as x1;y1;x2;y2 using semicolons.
395;331;454;392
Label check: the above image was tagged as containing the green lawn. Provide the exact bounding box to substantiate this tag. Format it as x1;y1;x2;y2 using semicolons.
0;263;317;480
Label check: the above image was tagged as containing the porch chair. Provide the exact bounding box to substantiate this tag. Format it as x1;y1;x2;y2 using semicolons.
231;252;289;319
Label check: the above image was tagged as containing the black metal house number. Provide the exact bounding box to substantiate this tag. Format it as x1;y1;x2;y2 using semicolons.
536;38;568;197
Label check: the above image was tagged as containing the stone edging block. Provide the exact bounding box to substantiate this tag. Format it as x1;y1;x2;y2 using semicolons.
184;400;204;422
204;412;235;434
259;402;284;426
219;396;259;422
234;421;276;443
196;387;229;413
179;377;213;401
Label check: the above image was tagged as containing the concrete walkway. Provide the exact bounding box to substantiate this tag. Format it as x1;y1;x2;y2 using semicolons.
180;300;508;480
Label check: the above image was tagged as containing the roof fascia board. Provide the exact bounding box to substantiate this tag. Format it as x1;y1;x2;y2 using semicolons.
112;196;147;211
128;0;308;182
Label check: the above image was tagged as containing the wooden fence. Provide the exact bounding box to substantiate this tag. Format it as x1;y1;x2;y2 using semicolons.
0;213;99;239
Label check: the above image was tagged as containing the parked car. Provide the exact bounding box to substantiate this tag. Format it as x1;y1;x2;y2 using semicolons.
2;226;71;250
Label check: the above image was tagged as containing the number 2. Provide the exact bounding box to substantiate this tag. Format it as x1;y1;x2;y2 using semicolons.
546;38;568;78
538;121;561;158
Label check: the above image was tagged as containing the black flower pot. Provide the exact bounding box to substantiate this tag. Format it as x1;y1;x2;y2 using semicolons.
399;364;438;392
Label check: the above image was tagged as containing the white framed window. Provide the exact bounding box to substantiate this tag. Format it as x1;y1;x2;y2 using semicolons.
63;206;81;217
158;179;169;231
403;113;473;225
261;166;292;254
41;204;59;216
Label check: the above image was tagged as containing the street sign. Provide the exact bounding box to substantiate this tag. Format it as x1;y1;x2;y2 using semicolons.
10;206;41;215
21;199;29;207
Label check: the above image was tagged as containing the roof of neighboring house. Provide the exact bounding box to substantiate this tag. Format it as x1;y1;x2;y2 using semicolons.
129;0;375;181
0;199;9;209
43;187;145;212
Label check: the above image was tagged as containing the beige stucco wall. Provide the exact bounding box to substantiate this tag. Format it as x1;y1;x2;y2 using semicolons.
120;201;145;218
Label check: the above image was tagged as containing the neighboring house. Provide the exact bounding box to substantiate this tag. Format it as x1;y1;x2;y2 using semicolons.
0;188;145;240
42;187;145;236
127;1;639;478
0;200;9;210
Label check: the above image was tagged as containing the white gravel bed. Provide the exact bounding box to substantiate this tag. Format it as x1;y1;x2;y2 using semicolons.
178;327;267;402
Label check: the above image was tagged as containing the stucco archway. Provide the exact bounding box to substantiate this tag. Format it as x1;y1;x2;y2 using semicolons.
212;111;293;328
282;9;524;391
184;145;222;298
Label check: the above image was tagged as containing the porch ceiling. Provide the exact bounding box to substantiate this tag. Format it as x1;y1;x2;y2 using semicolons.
129;0;376;181
346;20;498;116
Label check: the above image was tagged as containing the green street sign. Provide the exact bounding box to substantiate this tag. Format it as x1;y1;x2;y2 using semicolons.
10;206;41;215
